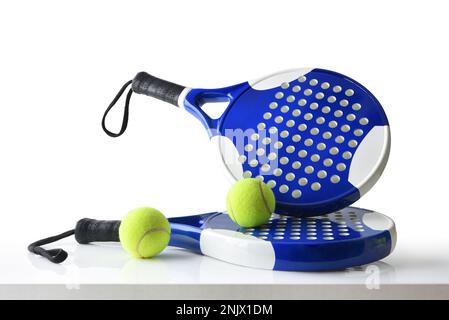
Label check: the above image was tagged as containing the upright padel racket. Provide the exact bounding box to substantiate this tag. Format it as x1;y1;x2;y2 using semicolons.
29;207;396;271
103;69;390;216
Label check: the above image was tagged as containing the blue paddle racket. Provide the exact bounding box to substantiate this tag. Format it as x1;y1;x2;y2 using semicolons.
167;206;396;271
103;69;390;216
29;207;396;271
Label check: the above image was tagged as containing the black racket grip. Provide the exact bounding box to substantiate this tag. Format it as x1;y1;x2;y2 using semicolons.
132;72;185;106
75;218;121;244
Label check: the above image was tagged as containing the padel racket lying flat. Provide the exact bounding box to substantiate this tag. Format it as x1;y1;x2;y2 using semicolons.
29;207;396;271
103;69;390;216
169;207;396;271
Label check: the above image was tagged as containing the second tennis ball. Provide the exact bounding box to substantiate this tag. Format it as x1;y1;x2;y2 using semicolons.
226;178;276;228
119;207;171;259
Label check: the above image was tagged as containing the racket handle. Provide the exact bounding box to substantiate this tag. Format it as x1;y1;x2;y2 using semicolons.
132;72;185;106
74;218;121;244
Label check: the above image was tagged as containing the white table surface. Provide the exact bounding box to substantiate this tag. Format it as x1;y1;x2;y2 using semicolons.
1;237;449;300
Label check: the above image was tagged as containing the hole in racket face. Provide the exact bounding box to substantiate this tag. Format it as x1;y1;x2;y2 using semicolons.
218;68;389;215
201;100;230;119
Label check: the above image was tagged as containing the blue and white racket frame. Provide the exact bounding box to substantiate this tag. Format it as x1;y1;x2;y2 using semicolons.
132;68;391;217
168;207;396;271
29;206;396;269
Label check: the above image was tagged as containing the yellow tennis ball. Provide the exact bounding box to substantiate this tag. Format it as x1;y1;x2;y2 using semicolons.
226;178;276;228
119;207;171;259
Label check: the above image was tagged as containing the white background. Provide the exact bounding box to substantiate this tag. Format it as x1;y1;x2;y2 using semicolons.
0;0;448;283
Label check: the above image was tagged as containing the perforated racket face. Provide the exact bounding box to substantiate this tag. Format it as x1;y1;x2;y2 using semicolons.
194;207;396;271
204;207;388;243
217;68;390;216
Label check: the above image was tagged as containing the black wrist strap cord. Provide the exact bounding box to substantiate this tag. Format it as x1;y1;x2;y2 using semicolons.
101;80;133;138
28;230;75;264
